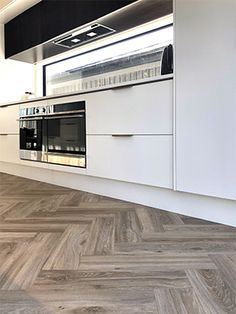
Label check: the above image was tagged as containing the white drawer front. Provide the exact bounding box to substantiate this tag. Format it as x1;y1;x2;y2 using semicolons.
86;80;173;135
87;135;173;188
0;134;20;164
0;105;19;134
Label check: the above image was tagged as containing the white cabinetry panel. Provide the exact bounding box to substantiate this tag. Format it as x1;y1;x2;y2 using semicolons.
87;135;173;188
175;0;236;200
47;95;86;106
0;134;20;164
86;80;173;135
0;105;19;133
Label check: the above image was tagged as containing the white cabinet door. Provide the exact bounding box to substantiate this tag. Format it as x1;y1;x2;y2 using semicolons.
0;134;20;164
175;0;236;200
0;135;5;162
87;135;173;188
0;105;19;134
86;80;173;135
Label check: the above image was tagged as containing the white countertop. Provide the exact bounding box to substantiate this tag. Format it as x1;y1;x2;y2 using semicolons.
0;74;173;107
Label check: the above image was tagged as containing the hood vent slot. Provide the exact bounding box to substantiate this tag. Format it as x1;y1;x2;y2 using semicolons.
53;23;115;49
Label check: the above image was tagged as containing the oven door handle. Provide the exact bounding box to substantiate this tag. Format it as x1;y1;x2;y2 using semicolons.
17;117;43;121
44;114;84;120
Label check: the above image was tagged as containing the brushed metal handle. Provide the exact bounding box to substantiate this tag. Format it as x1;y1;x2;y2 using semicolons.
112;134;134;137
17;117;43;121
45;114;84;120
111;85;133;91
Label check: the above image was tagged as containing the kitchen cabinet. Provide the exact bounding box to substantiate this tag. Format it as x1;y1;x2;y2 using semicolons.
5;0;136;61
175;0;236;200
86;80;173;135
4;3;42;59
0;79;173;188
0;105;20;164
0;105;19;134
86;79;173;188
87;135;172;188
0;134;20;164
40;1;136;46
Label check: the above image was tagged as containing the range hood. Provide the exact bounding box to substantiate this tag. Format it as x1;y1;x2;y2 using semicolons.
53;23;115;49
5;0;172;64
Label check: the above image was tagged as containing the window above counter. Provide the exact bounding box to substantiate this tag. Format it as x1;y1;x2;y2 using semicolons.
43;24;173;96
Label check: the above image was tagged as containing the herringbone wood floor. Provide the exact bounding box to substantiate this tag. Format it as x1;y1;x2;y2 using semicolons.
0;173;236;313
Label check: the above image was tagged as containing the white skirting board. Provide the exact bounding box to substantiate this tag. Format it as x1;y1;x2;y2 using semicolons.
1;161;236;227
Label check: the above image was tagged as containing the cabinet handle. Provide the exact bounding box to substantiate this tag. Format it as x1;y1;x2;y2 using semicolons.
112;134;134;137
0;134;9;136
111;85;133;91
17;117;43;121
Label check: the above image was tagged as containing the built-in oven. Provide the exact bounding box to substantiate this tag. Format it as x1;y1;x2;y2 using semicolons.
19;116;45;162
19;100;86;167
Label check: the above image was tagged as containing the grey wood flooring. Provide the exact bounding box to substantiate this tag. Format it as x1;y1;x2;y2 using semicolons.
0;172;236;313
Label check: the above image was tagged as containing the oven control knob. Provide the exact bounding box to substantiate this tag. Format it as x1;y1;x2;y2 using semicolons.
35;108;39;113
42;107;46;113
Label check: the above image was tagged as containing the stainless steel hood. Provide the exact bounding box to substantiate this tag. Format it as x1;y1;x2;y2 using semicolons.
9;0;172;64
53;23;116;49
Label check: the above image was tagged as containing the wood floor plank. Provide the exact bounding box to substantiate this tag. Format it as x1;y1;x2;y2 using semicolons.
115;241;236;254
164;224;236;233
32;208;117;217
34;269;191;290
227;253;236;265
79;254;217;271
115;210;142;243
84;217;115;255
2;200;40;219
209;254;236;295
0;232;36;242
0;232;59;290
0;287;156;304
142;231;236;241
154;287;205;314
0;303;157;314
180;215;217;225
43;224;91;270
0;243;17;264
0;223;68;232
135;206;165;233
186;269;236;313
5;216;93;224
0;200;24;216
0;290;157;314
75;201;132;209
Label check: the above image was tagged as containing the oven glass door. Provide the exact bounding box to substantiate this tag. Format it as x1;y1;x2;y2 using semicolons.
20;118;42;151
46;113;86;167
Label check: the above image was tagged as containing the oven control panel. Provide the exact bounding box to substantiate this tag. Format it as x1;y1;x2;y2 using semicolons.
19;101;85;117
19;105;53;117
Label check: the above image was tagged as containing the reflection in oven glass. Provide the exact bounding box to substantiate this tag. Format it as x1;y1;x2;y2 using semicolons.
47;115;85;155
20;119;42;152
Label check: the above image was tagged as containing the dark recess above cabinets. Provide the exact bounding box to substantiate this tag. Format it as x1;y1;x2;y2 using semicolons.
4;0;136;63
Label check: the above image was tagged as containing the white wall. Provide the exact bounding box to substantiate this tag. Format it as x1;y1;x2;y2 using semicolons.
0;24;35;104
175;0;236;200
